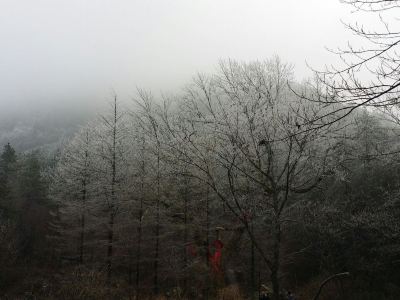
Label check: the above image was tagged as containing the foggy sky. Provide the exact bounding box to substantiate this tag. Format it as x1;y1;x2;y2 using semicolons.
0;0;358;114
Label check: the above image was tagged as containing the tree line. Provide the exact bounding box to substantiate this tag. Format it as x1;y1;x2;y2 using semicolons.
1;57;400;299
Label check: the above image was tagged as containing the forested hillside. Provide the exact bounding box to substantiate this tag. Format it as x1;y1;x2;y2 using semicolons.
0;107;91;152
1;58;400;300
3;0;400;298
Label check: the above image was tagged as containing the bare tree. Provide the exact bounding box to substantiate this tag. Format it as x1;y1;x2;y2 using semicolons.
52;126;95;264
94;96;130;282
132;93;163;294
126;129;148;299
299;0;400;127
139;58;335;299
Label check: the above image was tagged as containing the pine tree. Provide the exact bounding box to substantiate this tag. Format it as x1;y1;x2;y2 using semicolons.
17;152;51;259
94;96;130;282
0;143;17;219
51;126;96;264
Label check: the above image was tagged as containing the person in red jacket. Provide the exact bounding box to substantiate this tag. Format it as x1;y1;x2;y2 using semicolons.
209;239;224;273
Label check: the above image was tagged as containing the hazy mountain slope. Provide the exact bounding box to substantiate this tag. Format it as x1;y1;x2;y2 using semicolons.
0;107;91;152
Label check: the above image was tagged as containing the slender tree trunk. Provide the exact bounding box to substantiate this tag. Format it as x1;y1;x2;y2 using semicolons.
136;208;142;299
153;148;160;295
79;179;86;264
107;212;114;282
205;186;210;299
79;212;85;264
258;259;262;299
270;225;281;299
250;222;255;300
107;97;117;283
128;248;133;285
79;134;89;265
183;178;189;293
271;193;281;300
136;141;145;300
271;267;280;300
206;186;210;266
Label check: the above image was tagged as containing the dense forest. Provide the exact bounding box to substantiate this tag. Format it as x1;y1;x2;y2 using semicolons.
3;0;400;299
1;57;400;300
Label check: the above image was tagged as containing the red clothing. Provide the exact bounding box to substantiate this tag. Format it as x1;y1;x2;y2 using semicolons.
209;239;223;273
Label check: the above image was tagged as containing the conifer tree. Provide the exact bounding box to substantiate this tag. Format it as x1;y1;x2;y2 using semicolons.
0;143;17;219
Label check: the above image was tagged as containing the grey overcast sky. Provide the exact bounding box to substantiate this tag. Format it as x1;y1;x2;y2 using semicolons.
0;0;357;113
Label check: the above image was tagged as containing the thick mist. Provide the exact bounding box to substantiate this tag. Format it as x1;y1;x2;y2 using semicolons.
0;0;372;151
0;0;354;113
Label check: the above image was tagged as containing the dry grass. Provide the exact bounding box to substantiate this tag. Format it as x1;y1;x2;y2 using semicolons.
136;285;245;300
217;284;244;300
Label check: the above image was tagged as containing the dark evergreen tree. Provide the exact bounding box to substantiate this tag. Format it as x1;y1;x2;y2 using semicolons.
0;143;17;219
17;152;51;259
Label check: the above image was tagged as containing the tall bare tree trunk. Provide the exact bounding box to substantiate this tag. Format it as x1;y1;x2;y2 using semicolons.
250;222;255;300
136;201;143;299
79;176;87;264
205;186;210;299
107;212;114;282
136;138;145;300
107;97;118;283
183;177;189;293
79;202;85;264
153;147;160;294
79;131;90;265
271;193;281;300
